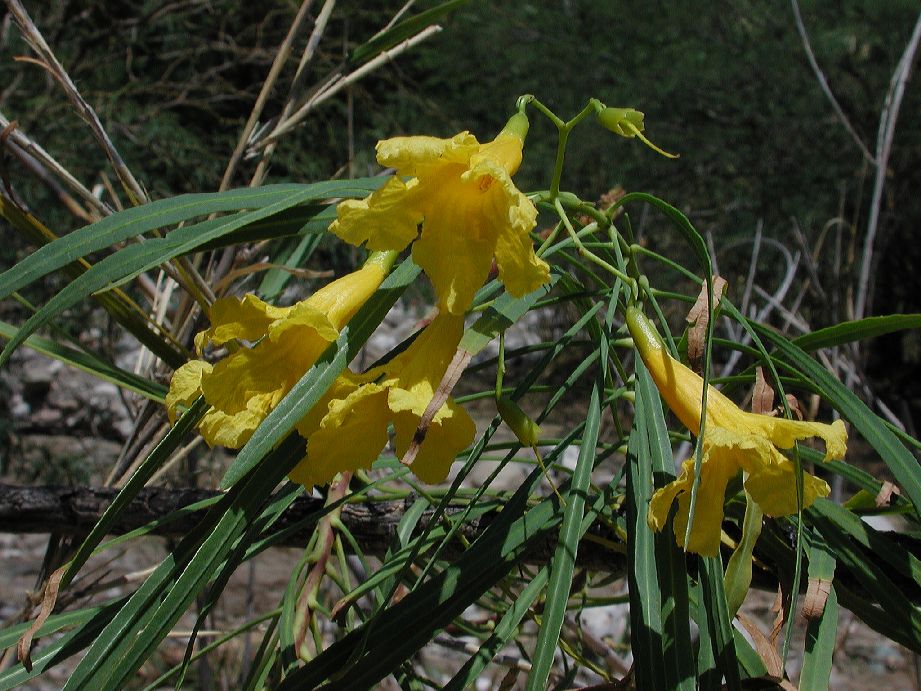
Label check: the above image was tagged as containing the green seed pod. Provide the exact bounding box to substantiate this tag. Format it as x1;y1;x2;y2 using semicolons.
497;395;541;447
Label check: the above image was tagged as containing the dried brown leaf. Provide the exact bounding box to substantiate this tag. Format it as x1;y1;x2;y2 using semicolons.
802;577;832;620
875;481;901;508
737;612;785;679
18;565;64;672
785;394;805;420
686;276;728;370
753;366;775;415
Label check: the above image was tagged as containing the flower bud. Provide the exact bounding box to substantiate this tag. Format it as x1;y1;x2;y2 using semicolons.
597;107;646;137
597;107;678;158
497;395;541;447
500;112;530;143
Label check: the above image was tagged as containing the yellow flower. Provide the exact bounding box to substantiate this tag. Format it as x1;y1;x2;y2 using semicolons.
289;313;476;488
165;252;394;449
626;306;847;556
330;114;550;315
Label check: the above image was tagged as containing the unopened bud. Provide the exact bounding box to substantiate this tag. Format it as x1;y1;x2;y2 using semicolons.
500;112;530;143
497;395;541;447
597;107;678;158
598;107;646;137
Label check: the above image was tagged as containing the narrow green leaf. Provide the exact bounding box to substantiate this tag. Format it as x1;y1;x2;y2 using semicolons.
809;501;921;649
0;180;383;368
460;274;559;355
0;320;167;401
281;428;590;689
793;314;921;352
799;531;838;690
0;181;380;301
445;567;549;690
800;586;838;690
351;0;469;64
753;322;921;517
698;556;741;690
258;232;324;300
61;397;208;588
527;380;601;690
724;493;763;617
627;360;694;691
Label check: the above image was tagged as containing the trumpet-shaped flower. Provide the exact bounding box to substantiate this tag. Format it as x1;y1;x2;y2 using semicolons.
165;252;394;450
626;306;847;556
289;313;476;489
330;114;550;315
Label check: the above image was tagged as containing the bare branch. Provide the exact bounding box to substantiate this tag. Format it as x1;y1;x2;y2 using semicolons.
254;25;442;150
0;483;625;571
790;0;875;165
0;110;112;218
853;10;921;321
5;0;149;205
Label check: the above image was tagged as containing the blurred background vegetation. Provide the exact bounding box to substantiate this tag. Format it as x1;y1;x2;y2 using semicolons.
2;0;919;409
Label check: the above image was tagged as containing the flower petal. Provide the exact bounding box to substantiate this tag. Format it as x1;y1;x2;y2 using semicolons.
476;164;548;297
290;383;390;488
649;445;739;557
329;176;422;252
471;132;524;176
165;360;211;423
376;132;479;177
411;175;500;314
198;395;274;448
303;257;392;330
200;341;291;416
195;294;290;352
382;314;464;415
739;414;847;461
392;399;476;483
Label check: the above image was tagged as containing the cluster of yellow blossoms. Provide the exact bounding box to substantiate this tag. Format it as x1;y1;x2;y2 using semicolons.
167;116;549;488
165;110;848;557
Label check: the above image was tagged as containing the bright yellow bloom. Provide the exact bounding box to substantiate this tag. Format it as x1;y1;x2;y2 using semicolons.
626;306;847;556
289;313;476;488
330;115;550;315
165;252;394;449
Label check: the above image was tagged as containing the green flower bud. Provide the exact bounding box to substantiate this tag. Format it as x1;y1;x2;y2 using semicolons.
597;107;646;137
597;107;678;159
500;112;530;143
497;395;541;447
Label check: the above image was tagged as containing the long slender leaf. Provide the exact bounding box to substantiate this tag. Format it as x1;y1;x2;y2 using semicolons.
799;532;838;691
0;180;384;368
281;424;592;689
351;0;469;64
0;320;167;401
0;181;379;301
698;556;741;690
752;322;921;517
793;314;921;352
627;360;695;690
527;380;601;690
61;397;208;588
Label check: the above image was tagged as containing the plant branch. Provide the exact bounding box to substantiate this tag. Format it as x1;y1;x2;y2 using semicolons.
5;0;149;205
790;0;876;165
0;483;624;571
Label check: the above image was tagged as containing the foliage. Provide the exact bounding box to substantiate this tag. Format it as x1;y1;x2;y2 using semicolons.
0;1;920;688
